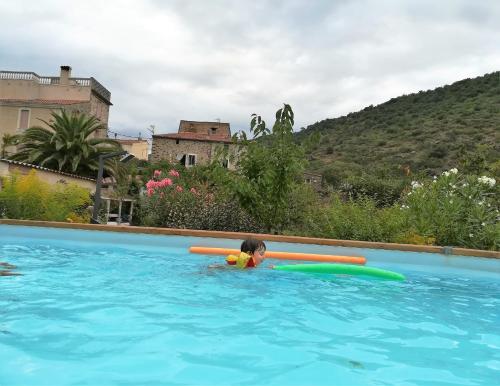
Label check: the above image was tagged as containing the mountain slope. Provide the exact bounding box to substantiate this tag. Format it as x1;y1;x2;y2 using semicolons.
298;71;500;184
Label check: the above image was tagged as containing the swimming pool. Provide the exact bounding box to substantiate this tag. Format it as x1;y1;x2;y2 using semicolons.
1;224;499;385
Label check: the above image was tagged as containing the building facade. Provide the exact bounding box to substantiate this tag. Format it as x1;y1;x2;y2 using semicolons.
0;66;112;139
0;159;96;192
151;120;238;169
116;139;149;161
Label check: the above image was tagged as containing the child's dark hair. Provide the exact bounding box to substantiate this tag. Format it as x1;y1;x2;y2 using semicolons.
240;238;266;254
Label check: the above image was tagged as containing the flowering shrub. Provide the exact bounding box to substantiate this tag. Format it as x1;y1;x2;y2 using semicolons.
0;170;91;222
134;169;263;232
401;168;499;250
289;168;498;251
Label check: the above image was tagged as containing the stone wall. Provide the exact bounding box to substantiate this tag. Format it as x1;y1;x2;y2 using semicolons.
90;93;110;129
151;137;238;169
179;120;231;138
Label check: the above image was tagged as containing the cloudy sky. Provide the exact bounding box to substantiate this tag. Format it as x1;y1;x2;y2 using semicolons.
1;0;499;138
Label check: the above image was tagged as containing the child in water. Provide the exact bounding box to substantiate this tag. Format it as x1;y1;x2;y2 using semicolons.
226;238;266;268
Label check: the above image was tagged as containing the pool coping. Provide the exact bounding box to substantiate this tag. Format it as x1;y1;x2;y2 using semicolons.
1;219;499;259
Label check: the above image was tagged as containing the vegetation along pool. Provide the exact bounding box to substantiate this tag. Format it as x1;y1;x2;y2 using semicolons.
1;224;499;385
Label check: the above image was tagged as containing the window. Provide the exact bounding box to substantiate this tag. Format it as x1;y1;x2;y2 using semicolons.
211;128;217;135
178;154;196;167
187;154;196;167
18;109;30;130
176;139;180;145
221;158;229;168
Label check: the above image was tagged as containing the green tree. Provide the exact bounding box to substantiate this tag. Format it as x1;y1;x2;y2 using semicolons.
1;133;20;158
12;111;120;177
234;104;306;233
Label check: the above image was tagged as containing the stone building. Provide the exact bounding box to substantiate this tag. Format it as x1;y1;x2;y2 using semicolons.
151;120;238;169
303;171;323;192
0;65;112;140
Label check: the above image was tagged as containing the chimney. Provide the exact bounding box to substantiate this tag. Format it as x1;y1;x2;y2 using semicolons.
60;65;72;85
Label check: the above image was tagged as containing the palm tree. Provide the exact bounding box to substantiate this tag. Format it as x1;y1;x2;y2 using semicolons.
12;111;121;177
1;133;21;158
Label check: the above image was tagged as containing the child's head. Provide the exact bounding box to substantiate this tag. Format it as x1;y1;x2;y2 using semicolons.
241;238;266;258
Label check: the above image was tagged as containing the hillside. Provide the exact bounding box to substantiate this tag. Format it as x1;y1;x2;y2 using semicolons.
298;71;500;184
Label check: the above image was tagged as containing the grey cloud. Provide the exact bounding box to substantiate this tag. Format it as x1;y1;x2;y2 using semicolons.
1;0;499;137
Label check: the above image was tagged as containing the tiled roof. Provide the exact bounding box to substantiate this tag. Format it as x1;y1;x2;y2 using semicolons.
0;158;96;181
154;132;233;143
0;98;85;105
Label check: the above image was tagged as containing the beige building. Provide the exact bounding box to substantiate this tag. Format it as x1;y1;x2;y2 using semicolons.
151;120;238;169
0;158;96;192
116;139;149;161
0;66;112;140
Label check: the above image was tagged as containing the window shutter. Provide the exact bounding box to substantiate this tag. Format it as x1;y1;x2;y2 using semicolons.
19;109;30;129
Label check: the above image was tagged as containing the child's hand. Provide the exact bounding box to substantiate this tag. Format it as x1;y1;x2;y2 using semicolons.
268;264;275;269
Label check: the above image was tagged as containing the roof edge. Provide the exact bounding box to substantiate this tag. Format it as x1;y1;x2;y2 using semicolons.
0;158;96;182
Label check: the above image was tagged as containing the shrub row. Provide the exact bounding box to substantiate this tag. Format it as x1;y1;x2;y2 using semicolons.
0;171;91;222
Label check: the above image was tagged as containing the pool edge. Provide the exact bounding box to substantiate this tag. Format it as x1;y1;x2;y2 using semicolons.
1;219;498;259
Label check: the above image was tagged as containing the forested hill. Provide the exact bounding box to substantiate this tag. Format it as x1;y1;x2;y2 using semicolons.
298;71;500;184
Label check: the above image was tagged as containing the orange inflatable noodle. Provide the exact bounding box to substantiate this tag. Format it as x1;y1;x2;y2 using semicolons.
190;246;366;265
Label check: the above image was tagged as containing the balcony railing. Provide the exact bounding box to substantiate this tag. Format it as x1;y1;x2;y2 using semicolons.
0;71;111;103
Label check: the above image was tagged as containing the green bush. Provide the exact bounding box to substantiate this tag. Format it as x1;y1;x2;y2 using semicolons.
293;195;407;242
339;174;408;207
288;168;498;251
0;170;91;222
401;169;498;250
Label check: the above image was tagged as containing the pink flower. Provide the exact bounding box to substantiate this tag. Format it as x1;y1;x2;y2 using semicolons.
169;169;180;178
176;185;183;192
190;187;198;195
153;170;162;178
159;178;173;187
146;180;156;190
147;188;154;197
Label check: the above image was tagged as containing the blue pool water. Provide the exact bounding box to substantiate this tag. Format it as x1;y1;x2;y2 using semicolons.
0;225;499;386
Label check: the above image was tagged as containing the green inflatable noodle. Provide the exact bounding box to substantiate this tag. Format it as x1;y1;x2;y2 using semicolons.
273;263;405;281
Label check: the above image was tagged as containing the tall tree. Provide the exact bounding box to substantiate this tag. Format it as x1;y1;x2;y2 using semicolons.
12;111;120;177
